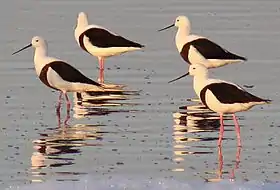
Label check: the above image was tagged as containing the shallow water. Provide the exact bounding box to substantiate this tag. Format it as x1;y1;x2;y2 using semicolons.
2;0;280;189
7;177;280;190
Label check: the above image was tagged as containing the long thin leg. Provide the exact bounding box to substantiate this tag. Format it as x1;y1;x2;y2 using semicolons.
56;91;63;114
98;57;105;83
218;113;224;147
64;92;71;125
230;146;242;181
217;146;223;179
232;114;242;147
56;109;61;127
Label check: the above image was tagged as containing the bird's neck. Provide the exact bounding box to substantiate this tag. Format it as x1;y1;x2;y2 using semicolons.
34;47;48;76
77;17;89;29
176;26;190;51
193;73;208;97
75;20;89;42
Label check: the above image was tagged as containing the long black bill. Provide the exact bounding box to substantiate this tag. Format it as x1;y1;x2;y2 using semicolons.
12;43;32;55
158;24;175;32
168;72;189;83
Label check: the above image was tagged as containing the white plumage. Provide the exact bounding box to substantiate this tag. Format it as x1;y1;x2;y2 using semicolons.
159;16;247;68
12;36;121;118
169;64;270;147
74;12;144;83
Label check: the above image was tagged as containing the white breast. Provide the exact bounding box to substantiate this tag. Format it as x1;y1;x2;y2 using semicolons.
176;33;203;52
34;56;59;77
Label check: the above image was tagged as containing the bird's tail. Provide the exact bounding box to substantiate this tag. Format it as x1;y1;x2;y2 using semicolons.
100;83;126;93
254;98;272;105
101;83;126;89
72;83;105;92
264;99;272;104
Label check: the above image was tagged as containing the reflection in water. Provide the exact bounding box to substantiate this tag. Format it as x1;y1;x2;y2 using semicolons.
73;90;140;118
172;101;219;172
57;107;71;126
30;88;140;183
205;146;242;182
172;100;244;173
30;121;104;183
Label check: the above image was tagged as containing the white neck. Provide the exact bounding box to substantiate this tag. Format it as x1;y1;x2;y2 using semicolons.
175;26;190;52
78;16;89;28
75;16;89;42
34;46;49;76
193;72;208;98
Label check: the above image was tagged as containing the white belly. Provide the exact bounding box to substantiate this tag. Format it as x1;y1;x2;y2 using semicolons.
47;68;103;92
188;46;243;68
84;39;140;58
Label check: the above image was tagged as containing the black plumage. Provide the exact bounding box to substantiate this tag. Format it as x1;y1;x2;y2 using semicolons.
200;82;270;106
180;38;246;63
79;28;144;49
39;61;101;90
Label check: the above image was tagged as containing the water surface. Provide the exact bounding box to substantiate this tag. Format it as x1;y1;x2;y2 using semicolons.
2;0;280;188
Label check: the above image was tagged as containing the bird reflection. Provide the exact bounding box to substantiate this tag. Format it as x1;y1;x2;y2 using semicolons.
30;121;105;183
204;146;242;182
172;100;243;172
73;89;140;118
57;106;71;126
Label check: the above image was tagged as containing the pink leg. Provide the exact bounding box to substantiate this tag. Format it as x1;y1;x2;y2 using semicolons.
64;93;71;125
56;91;63;114
230;146;242;180
98;57;105;83
217;146;223;179
218;113;224;147
232;114;242;147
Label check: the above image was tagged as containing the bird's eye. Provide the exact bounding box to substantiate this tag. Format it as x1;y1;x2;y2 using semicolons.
35;40;39;42
176;19;179;22
193;68;196;70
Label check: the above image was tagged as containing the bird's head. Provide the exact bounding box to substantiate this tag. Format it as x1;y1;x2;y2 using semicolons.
12;36;47;55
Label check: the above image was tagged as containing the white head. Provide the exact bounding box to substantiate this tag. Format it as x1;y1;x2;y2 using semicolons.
168;63;208;83
76;12;89;28
31;36;47;49
158;15;191;32
12;36;47;55
74;12;89;41
174;16;191;29
188;64;208;77
12;36;51;76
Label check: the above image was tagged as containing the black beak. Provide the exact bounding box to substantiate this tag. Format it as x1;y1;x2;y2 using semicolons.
168;72;189;83
158;24;175;32
12;43;32;55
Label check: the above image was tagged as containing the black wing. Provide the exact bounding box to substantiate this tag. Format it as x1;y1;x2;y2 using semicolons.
83;28;144;48
200;82;267;104
191;38;246;60
49;61;101;86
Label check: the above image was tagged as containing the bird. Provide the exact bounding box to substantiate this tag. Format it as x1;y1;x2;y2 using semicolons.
12;36;122;121
74;11;144;83
168;64;271;147
158;16;247;68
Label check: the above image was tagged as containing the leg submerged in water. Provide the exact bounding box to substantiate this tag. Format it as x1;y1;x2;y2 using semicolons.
56;91;63;114
98;57;105;83
64;92;71;125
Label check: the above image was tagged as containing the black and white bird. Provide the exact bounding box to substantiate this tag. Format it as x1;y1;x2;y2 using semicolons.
158;16;247;68
74;12;144;83
169;64;271;147
12;36;120;116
